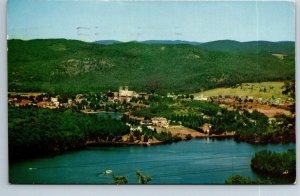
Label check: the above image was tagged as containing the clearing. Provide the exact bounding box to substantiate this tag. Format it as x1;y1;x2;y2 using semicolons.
194;82;288;101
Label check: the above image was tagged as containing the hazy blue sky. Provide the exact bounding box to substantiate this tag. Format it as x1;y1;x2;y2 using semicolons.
7;0;295;42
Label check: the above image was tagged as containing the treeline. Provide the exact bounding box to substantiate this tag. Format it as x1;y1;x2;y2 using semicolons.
251;150;296;178
225;175;271;185
225;149;296;184
168;114;204;130
234;113;295;143
141;127;176;143
130;127;178;144
8;107;129;160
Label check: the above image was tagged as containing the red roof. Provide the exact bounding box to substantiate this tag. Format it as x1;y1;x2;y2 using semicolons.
37;101;48;107
19;99;30;106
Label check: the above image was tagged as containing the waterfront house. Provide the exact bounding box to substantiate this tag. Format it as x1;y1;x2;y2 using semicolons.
201;123;212;134
151;117;169;128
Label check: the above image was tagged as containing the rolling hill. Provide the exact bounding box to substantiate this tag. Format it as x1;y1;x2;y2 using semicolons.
199;40;295;54
141;40;202;45
8;39;295;94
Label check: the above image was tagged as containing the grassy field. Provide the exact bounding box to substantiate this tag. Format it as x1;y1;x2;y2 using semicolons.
194;82;288;100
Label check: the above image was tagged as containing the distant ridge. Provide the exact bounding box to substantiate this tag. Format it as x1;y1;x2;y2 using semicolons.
93;39;295;54
199;39;295;54
94;40;202;45
94;40;121;45
141;40;202;45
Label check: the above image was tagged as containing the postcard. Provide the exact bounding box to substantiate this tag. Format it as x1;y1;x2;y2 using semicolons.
7;0;295;184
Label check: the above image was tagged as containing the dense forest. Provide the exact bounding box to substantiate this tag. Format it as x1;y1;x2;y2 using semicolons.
8;39;294;93
251;150;296;178
8;107;130;160
225;149;296;184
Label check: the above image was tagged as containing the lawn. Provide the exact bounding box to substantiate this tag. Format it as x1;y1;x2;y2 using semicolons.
194;82;288;100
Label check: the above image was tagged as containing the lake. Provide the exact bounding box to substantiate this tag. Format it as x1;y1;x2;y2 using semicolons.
96;112;123;120
9;138;295;184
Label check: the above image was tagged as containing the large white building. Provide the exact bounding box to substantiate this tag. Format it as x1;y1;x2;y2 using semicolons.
108;86;137;103
118;86;135;102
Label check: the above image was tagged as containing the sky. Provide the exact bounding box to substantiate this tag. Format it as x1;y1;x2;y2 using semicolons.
7;0;295;42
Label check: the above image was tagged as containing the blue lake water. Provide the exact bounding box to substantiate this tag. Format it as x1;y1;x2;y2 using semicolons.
96;112;123;120
9;138;295;184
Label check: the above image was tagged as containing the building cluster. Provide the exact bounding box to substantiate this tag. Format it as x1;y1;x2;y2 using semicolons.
8;94;74;109
107;86;149;103
207;95;290;106
8;86;152;110
128;117;169;133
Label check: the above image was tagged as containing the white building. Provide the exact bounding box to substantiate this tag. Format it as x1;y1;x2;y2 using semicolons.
151;117;169;128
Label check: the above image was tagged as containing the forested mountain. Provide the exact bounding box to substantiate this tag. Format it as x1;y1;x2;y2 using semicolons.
8;39;295;93
199;40;295;54
141;40;202;45
94;40;122;45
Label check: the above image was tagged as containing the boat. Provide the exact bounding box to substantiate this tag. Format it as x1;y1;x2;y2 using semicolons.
103;169;113;174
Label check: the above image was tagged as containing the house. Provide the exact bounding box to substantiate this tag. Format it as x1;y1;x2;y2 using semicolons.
151;117;169;128
37;101;49;108
75;94;87;104
140;120;153;126
201;123;212;134
68;99;73;105
130;126;143;133
138;92;149;100
167;93;178;100
194;96;208;101
8;98;17;105
50;97;60;107
17;99;30;107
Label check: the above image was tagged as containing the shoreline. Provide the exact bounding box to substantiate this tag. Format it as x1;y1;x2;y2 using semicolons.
85;140;165;147
10;136;295;163
85;134;235;147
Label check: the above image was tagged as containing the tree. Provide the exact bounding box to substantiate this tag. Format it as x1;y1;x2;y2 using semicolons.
112;175;128;185
225;175;253;184
136;171;152;184
282;80;295;100
251;150;296;178
225;175;272;184
189;95;194;100
112;171;152;184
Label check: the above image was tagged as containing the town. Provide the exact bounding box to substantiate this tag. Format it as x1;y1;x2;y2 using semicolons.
8;83;295;146
8;85;293;117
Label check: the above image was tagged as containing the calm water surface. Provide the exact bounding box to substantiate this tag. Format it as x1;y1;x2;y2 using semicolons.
9;139;295;184
96;112;123;120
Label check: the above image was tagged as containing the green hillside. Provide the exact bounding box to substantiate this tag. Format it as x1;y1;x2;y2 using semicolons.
199;40;295;54
8;39;295;94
